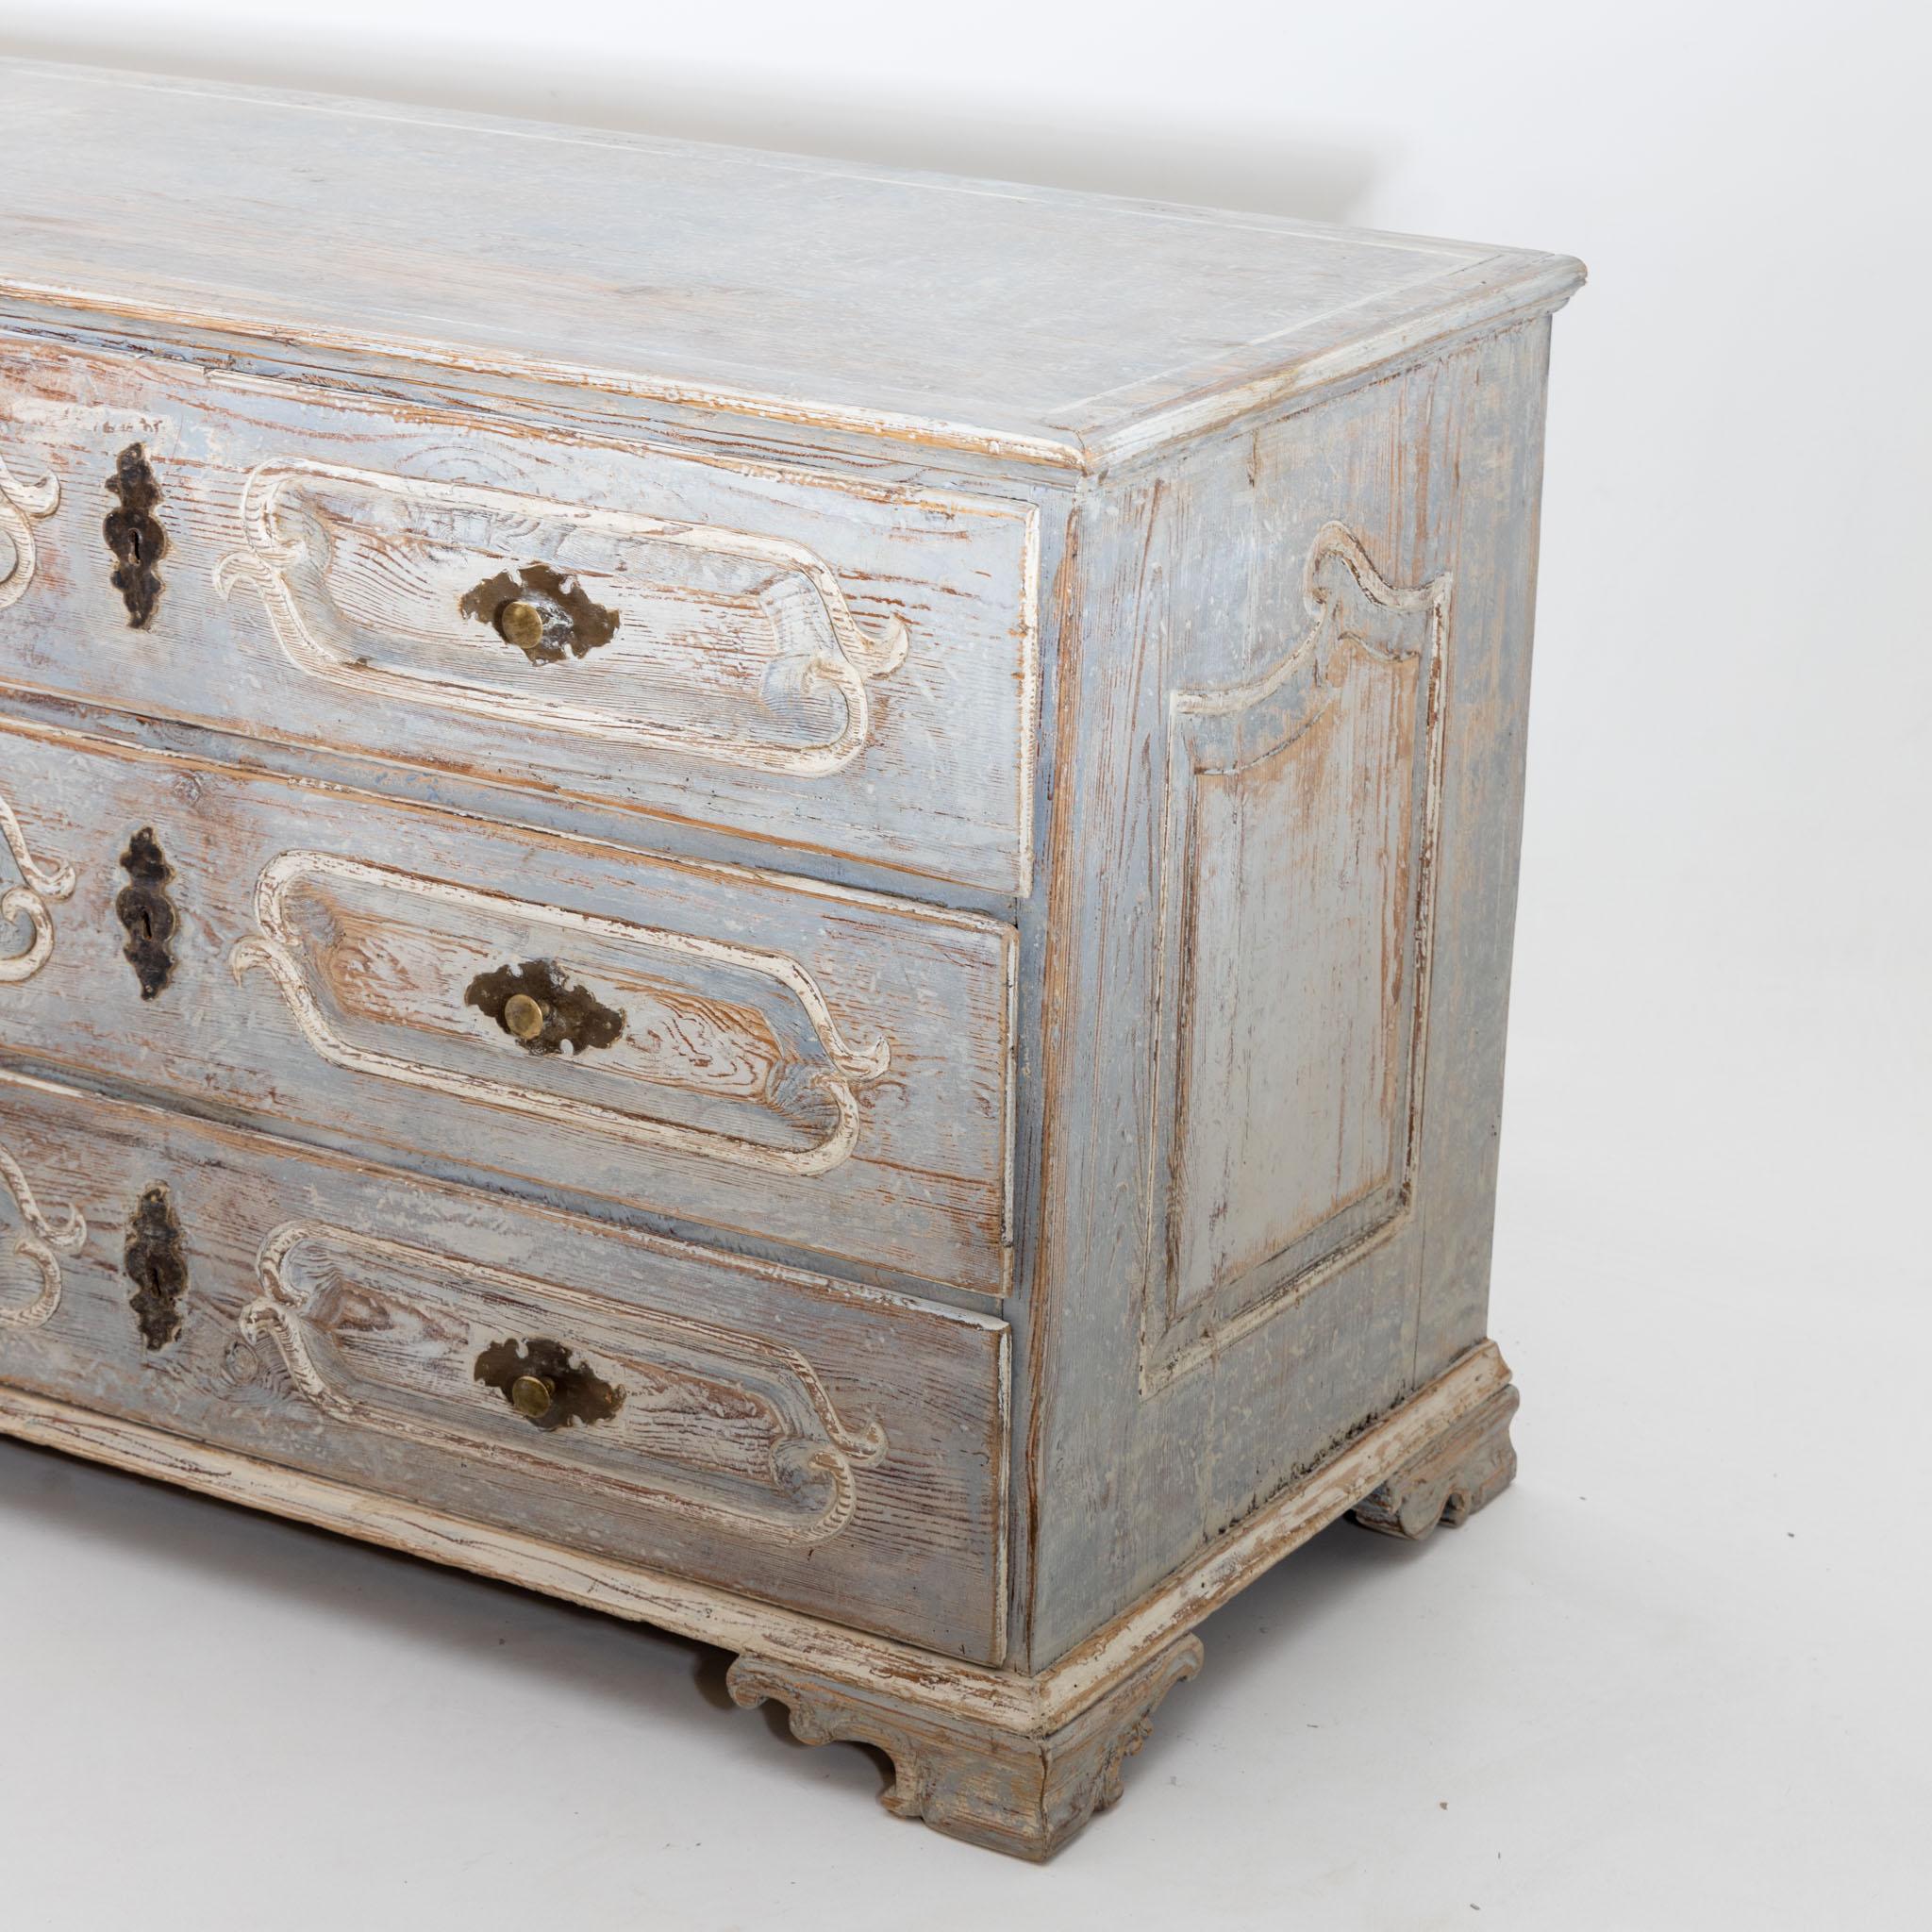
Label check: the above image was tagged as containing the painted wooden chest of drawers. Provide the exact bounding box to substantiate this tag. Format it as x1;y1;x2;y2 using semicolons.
0;60;1581;1857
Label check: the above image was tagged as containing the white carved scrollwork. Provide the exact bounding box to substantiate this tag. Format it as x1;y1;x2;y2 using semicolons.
212;460;910;776
0;453;59;612
0;788;76;985
231;851;889;1177
0;1140;86;1327
242;1221;886;1546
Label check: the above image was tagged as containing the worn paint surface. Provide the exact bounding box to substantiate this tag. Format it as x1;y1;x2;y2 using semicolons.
0;58;1580;1857
0;1071;1012;1662
1027;318;1561;1663
0;717;1017;1296
1;347;1041;896
0;61;1580;468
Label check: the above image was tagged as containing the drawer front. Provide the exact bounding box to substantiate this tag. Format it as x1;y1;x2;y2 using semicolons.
0;717;1015;1295
0;341;1040;893
0;1072;1010;1662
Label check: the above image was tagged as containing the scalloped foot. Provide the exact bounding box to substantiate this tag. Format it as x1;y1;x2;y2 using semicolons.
1350;1383;1519;1540
727;1635;1203;1860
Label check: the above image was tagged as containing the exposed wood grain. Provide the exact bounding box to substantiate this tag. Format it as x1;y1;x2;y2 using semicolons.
729;1635;1203;1861
1350;1383;1519;1540
0;61;1581;470
0;1071;1012;1662
1148;523;1450;1385
1028;320;1560;1663
0;1293;1507;1725
0;341;1041;896
0;60;1579;1856
0;715;1016;1296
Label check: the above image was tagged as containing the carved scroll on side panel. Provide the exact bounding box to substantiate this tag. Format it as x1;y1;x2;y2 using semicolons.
0;1140;86;1328
0;787;76;986
0;454;58;612
231;852;889;1177
1142;523;1452;1391
211;461;909;775
242;1222;886;1546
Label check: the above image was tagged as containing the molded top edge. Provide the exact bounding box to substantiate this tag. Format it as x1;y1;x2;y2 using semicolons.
0;59;1584;471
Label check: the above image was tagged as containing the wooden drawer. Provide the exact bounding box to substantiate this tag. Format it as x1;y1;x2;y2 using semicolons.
0;1070;1011;1662
0;716;1015;1295
0;341;1041;894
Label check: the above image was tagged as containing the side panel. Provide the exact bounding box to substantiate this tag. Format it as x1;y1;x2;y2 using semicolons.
1028;319;1556;1665
1149;524;1449;1384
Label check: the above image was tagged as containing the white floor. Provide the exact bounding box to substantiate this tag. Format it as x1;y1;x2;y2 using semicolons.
4;924;1924;1927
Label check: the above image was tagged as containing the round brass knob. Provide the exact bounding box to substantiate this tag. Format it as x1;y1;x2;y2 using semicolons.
509;1374;556;1421
496;597;550;656
493;588;576;662
502;991;546;1041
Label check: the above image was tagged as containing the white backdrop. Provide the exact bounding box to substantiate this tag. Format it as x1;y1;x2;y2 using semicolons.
1;5;1926;1926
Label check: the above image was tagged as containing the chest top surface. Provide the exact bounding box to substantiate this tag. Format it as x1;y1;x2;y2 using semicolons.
0;59;1581;468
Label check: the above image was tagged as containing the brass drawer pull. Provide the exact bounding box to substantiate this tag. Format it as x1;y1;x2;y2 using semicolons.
509;1373;556;1420
460;562;618;666
502;991;546;1041
475;1336;625;1433
465;958;625;1058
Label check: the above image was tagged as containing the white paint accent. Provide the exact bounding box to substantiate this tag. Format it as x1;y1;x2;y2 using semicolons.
0;1139;86;1328
213;459;911;777
232;849;890;1178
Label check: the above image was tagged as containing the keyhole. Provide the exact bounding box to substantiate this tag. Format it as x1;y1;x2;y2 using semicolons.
105;443;166;629
116;828;177;1000
125;1181;186;1350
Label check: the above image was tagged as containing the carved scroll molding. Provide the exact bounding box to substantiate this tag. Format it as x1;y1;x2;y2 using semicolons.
243;1221;886;1546
727;1635;1203;1860
0;454;58;611
1141;523;1452;1391
231;851;890;1177
212;460;910;775
0;787;77;985
0;1141;86;1328
1351;1383;1519;1540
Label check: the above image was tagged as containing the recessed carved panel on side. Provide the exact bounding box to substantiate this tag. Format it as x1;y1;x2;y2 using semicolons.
1142;523;1451;1390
